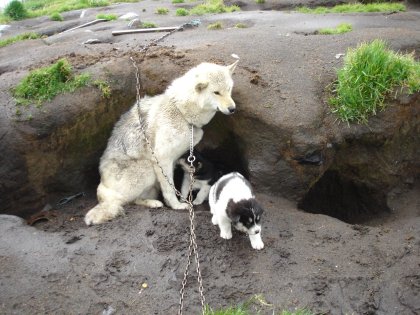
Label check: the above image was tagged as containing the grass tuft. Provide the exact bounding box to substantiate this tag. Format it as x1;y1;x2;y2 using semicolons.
155;7;169;14
204;304;249;315
4;0;28;20
50;12;64;21
298;2;405;14
189;0;240;15
0;0;139;22
93;80;111;98
96;13;117;20
141;21;157;28
318;23;352;35
13;59;90;106
207;21;223;30
0;32;41;48
280;310;314;315
234;23;247;28
172;0;185;3
329;39;420;124
175;8;189;16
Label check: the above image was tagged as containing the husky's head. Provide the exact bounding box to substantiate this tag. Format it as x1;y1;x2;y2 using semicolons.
226;198;264;236
192;61;239;115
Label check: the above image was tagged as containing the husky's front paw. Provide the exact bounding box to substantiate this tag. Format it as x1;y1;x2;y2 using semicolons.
135;198;164;208
85;206;122;225
193;199;204;206
249;234;264;250
220;230;232;240
171;202;190;210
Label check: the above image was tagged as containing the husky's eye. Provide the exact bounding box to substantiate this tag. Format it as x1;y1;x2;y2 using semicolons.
214;91;221;95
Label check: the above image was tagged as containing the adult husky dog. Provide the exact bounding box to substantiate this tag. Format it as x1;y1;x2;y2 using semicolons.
85;61;238;225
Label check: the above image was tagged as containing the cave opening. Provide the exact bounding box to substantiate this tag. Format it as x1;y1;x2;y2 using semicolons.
298;170;391;224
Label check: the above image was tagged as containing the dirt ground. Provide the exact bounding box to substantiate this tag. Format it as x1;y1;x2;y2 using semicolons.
1;183;419;314
1;1;419;314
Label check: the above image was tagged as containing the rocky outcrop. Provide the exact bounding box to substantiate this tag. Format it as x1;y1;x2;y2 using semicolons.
1;48;419;221
0;58;137;217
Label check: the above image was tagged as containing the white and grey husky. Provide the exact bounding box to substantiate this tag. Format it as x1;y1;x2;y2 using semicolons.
85;61;239;225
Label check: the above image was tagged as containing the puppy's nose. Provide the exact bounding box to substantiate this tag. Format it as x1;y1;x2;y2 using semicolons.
228;106;235;114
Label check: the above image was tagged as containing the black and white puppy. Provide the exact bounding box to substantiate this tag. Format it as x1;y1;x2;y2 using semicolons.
209;172;264;250
177;151;222;205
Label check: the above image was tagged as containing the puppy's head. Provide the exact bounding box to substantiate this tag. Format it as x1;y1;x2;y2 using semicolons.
177;151;221;181
226;198;264;235
177;151;206;172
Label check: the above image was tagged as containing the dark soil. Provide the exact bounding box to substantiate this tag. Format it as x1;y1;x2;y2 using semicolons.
1;183;419;314
0;1;419;314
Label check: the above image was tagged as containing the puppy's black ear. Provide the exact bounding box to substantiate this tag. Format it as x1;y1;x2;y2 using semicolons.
251;199;265;215
226;200;241;223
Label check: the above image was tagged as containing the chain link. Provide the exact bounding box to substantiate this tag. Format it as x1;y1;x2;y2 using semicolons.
128;22;206;314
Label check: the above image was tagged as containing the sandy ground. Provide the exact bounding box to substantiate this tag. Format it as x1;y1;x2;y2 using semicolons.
0;1;419;314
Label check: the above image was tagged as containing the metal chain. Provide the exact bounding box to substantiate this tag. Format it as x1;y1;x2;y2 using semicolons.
128;22;206;314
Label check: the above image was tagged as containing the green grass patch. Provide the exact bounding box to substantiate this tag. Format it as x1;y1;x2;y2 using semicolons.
318;23;352;35
13;59;90;106
172;0;185;3
3;0;28;20
0;0;139;22
50;12;64;21
297;2;405;14
93;80;111;98
155;7;169;14
96;13;117;20
204;295;314;315
255;0;265;4
204;305;314;315
207;21;223;30
204;304;249;315
279;310;314;315
176;8;190;16
0;32;41;48
189;0;240;15
141;21;157;28
329;39;420;124
234;23;247;28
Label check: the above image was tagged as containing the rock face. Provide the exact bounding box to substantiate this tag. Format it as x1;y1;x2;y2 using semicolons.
1;49;418;222
0;3;419;222
0;59;137;217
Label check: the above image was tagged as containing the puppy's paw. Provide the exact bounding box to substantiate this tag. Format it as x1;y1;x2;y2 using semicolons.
211;216;218;225
251;240;264;250
220;230;232;240
250;235;264;250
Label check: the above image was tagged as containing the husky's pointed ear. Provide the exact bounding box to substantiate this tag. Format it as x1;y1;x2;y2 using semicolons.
227;60;239;75
195;82;209;92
